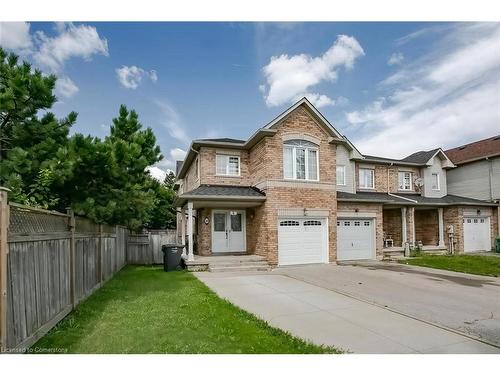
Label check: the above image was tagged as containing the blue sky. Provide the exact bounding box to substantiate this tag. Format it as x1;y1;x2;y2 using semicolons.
1;22;499;176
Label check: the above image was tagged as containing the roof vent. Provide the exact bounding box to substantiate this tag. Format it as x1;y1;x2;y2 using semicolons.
458;146;467;150
494;136;500;141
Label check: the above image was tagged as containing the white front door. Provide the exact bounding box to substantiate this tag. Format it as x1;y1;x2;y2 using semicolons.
464;217;491;252
337;219;375;261
278;217;328;266
212;210;246;253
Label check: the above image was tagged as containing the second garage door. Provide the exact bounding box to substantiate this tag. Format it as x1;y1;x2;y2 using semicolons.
464;217;491;252
278;218;328;266
337;218;375;261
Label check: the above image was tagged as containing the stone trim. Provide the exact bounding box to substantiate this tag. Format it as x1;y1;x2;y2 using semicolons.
254;179;336;190
277;208;330;217
337;211;377;218
281;132;321;145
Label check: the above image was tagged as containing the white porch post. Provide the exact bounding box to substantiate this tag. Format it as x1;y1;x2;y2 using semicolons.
187;201;194;261
180;207;186;256
438;207;445;247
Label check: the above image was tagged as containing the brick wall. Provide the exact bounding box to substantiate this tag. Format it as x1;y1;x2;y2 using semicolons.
250;105;336;185
383;208;403;247
443;206;464;252
355;163;421;193
253;187;337;265
196;208;212;255
198;147;251;186
415;209;439;246
337;202;384;257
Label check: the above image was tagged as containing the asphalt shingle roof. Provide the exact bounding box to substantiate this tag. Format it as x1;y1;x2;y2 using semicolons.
195;138;246;144
337;191;496;206
445;135;500;164
400;149;440;164
337;191;409;203
182;184;265;197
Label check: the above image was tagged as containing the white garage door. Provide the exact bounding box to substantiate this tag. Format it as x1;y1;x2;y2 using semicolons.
278;218;328;266
337;219;375;261
464;217;491;252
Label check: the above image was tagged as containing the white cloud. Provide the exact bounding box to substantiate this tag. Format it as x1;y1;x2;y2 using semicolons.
116;65;158;89
33;23;108;72
154;148;187;172
0;22;32;52
260;35;364;107
346;23;500;158
146;166;167;182
155;100;190;145
55;76;79;98
387;52;404;66
301;93;335;108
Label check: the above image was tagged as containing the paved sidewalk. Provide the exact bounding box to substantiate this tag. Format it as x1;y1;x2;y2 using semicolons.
195;271;500;354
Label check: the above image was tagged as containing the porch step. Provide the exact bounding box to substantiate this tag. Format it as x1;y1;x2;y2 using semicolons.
209;263;272;272
383;248;405;261
207;255;272;272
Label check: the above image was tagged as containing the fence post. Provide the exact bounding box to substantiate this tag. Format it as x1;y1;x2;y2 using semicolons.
98;224;104;284
0;187;10;352
67;209;76;308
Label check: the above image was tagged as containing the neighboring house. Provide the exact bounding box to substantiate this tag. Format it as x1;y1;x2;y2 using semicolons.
445;135;500;202
174;98;499;266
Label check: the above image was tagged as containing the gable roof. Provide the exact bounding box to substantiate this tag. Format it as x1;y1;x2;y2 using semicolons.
401;149;440;164
263;97;344;139
362;148;455;168
177;97;350;179
445;135;500;165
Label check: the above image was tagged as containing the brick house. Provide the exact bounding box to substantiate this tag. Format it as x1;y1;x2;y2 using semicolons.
174;98;499;266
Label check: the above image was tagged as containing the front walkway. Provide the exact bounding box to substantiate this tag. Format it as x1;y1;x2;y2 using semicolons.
195;270;500;353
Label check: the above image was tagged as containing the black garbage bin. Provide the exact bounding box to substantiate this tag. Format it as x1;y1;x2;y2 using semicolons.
161;244;184;271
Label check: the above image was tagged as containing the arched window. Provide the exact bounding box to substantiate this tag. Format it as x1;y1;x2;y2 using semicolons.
283;139;319;181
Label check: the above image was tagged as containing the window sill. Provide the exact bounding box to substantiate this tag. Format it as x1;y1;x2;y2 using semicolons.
283;178;320;183
358;187;375;190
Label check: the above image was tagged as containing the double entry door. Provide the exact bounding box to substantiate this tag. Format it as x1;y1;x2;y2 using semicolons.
212;210;246;253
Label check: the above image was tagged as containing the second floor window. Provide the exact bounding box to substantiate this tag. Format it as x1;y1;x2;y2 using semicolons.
216;154;240;176
283;139;319;181
398;171;413;191
336;165;346;186
359;168;374;189
431;173;440;190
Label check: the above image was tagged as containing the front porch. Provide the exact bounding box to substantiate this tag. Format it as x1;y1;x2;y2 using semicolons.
174;184;267;263
382;206;447;258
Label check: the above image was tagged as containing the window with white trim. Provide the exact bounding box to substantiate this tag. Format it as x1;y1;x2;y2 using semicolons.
431;173;440;190
283;139;319;181
398;171;413;191
216;154;240;176
359;168;374;189
336;165;346;186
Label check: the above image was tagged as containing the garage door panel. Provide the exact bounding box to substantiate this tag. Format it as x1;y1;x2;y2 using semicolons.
278;217;327;266
337;219;375;261
464;217;491;252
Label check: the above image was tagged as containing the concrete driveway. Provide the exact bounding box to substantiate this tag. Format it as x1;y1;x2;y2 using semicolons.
275;262;500;347
195;267;500;354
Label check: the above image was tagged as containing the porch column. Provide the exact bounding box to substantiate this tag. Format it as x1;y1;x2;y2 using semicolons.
401;207;407;244
187;201;194;261
180;207;186;257
438;207;445;247
408;207;415;246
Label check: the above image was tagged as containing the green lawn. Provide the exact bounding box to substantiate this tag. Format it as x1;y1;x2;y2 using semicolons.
399;254;500;277
33;266;340;354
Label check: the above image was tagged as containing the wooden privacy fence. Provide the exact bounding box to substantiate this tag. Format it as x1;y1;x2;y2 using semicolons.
127;230;177;265
0;188;128;351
